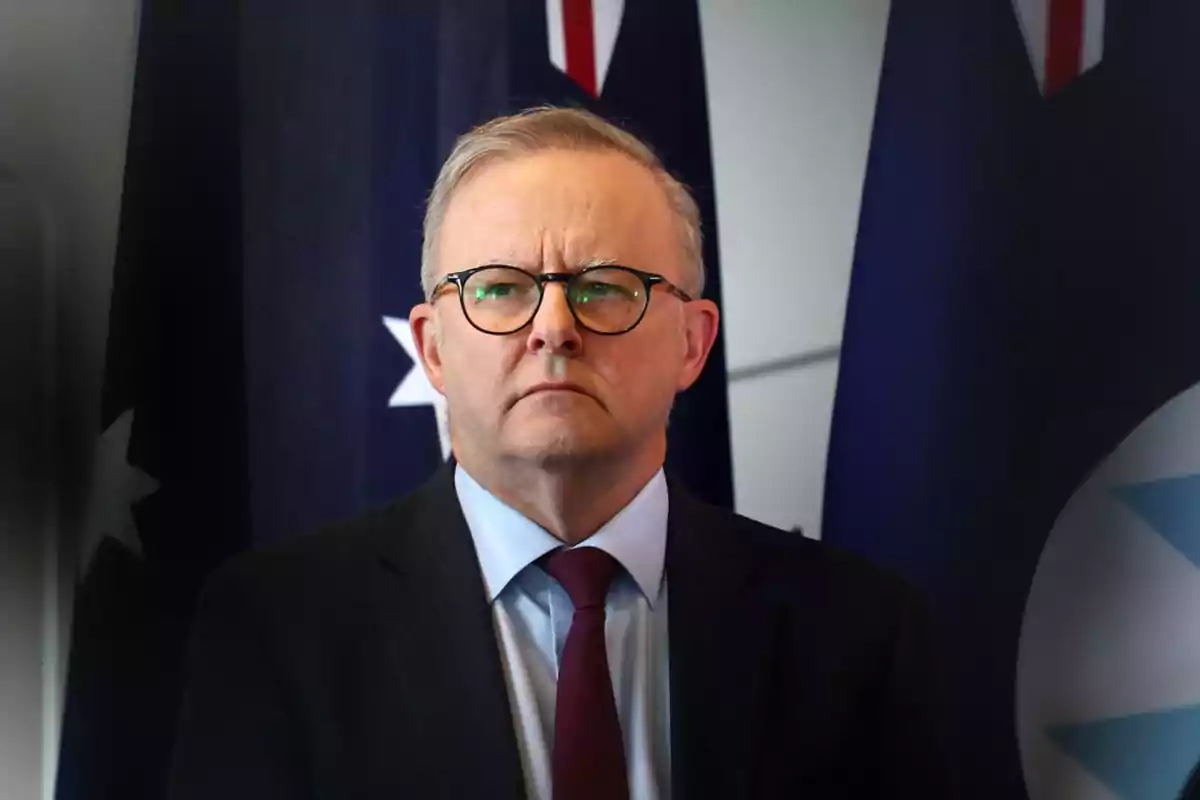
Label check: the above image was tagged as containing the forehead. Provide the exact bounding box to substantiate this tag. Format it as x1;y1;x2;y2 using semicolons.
435;149;681;274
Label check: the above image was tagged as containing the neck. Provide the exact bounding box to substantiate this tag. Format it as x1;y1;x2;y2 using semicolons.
456;442;666;545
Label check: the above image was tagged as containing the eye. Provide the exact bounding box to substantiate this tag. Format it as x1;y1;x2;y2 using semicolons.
574;281;637;304
474;282;520;301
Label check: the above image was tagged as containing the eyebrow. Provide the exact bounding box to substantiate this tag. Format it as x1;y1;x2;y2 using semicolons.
472;257;621;272
579;257;619;268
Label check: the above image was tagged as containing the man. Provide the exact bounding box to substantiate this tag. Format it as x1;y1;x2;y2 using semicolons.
168;107;948;799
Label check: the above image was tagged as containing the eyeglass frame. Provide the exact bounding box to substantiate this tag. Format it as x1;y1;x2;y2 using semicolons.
427;263;695;336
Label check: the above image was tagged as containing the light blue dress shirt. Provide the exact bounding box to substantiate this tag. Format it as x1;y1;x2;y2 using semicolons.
454;465;672;800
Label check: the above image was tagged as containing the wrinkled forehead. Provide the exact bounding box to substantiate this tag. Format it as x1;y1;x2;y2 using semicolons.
434;149;684;276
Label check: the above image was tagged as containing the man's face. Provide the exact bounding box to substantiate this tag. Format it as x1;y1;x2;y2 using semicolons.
409;149;719;470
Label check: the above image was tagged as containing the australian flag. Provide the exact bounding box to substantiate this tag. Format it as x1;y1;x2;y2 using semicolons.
54;1;730;798
824;1;1200;799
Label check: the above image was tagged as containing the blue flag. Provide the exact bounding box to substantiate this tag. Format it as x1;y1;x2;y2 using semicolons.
824;1;1200;798
56;1;730;797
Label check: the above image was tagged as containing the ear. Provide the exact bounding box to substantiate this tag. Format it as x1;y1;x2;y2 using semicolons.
676;298;720;392
409;302;447;394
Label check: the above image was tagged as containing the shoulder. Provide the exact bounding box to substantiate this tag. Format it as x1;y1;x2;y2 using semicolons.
214;461;462;586
198;486;429;609
679;491;921;610
670;490;936;690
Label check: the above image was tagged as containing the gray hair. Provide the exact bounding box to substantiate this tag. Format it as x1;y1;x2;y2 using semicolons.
420;105;705;298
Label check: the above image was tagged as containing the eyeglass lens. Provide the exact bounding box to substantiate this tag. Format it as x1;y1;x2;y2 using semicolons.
461;266;647;333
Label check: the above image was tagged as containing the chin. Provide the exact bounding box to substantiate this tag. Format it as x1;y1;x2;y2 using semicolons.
504;426;616;467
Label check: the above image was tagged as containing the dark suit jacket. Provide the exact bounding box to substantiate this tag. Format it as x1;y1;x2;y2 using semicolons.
167;464;950;799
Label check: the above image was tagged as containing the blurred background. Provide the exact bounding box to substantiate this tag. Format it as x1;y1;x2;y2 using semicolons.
3;1;1199;799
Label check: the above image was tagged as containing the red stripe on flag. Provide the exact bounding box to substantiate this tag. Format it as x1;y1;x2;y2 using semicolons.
562;0;597;96
1045;0;1085;94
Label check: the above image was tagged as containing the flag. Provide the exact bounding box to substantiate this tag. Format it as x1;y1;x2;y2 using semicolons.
824;1;1200;799
55;1;730;797
55;2;247;797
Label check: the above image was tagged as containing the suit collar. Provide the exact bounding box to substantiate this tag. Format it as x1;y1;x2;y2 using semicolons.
664;473;759;591
666;476;779;799
368;460;526;800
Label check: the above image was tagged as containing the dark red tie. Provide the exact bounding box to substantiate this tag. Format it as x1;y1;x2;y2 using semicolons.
543;547;630;800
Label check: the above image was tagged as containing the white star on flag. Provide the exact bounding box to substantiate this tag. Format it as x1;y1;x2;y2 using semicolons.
79;408;160;573
384;316;451;459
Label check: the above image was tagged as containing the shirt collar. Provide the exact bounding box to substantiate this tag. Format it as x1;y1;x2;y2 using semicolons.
454;464;669;607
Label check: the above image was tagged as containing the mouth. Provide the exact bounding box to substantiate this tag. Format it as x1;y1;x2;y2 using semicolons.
510;382;599;409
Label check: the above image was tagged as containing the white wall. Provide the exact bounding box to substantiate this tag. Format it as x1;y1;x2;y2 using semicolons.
700;0;891;537
0;1;140;797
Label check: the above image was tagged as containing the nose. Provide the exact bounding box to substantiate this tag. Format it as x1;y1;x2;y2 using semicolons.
526;282;583;355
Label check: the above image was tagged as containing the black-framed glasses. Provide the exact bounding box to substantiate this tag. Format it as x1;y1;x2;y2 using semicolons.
429;264;694;336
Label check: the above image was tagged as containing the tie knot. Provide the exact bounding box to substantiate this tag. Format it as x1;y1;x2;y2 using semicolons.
543;547;620;610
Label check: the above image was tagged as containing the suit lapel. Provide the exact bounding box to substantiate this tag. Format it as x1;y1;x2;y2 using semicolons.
368;463;525;800
667;479;779;800
357;466;775;798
